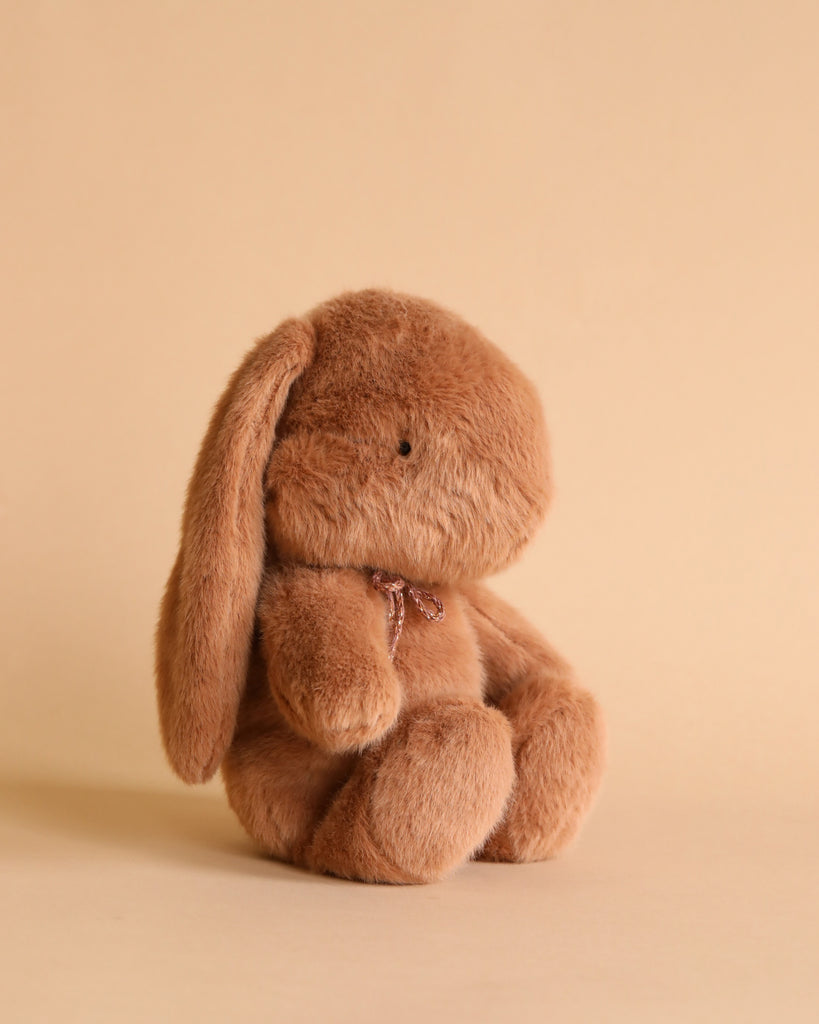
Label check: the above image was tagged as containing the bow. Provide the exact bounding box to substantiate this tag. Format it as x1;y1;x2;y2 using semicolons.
371;570;446;660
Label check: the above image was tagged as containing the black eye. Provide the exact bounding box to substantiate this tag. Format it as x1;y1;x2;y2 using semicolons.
397;439;412;456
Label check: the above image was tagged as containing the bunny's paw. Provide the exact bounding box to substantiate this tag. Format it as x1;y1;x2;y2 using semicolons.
272;664;401;754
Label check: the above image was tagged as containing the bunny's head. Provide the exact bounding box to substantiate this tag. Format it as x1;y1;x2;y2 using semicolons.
156;290;550;782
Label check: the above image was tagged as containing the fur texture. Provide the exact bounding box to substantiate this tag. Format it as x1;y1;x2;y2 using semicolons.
156;289;605;883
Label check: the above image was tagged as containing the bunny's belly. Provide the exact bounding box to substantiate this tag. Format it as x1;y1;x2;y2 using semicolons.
390;588;484;708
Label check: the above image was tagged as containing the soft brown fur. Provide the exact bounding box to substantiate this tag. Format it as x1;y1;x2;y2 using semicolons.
156;289;605;883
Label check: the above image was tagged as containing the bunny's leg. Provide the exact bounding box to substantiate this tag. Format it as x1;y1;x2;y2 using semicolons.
222;715;353;866
477;676;605;862
305;697;515;884
459;582;605;863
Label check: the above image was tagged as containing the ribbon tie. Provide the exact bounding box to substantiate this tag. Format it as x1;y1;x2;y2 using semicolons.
371;570;446;660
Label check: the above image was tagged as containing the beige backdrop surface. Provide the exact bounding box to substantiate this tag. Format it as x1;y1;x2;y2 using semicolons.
2;2;817;1022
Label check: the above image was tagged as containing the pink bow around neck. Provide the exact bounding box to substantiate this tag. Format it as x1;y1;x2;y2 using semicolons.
370;570;446;660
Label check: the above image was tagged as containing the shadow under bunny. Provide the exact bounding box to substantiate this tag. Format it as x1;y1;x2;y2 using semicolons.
0;776;338;884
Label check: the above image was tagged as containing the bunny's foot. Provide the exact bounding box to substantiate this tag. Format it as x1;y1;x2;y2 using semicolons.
477;677;606;863
305;697;514;883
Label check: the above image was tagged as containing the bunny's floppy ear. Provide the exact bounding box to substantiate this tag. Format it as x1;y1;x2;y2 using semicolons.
155;318;315;784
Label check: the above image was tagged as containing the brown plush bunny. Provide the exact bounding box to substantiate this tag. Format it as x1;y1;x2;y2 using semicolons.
156;289;605;883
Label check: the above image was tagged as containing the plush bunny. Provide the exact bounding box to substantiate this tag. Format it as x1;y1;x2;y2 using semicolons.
156;289;605;883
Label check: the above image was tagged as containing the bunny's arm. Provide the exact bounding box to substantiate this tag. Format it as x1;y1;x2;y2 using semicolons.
461;581;574;702
258;566;401;753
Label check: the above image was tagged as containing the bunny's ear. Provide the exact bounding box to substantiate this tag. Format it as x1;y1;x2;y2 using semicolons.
155;318;315;783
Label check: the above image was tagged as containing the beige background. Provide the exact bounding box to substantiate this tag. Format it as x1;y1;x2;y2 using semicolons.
2;2;817;1021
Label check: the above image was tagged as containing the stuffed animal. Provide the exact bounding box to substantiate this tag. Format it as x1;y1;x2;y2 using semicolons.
155;289;605;883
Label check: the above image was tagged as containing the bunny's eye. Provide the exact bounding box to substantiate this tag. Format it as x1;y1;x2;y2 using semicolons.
397;440;412;456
